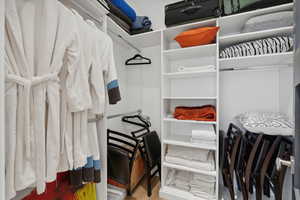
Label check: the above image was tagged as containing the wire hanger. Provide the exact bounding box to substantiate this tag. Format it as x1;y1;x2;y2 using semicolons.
125;54;152;65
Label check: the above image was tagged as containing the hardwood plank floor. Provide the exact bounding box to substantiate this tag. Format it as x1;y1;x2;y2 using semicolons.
125;177;165;200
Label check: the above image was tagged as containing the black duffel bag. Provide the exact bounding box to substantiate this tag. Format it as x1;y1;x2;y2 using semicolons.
165;0;221;27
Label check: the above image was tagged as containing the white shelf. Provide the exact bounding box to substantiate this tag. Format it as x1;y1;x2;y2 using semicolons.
163;97;217;100
163;71;216;79
163;117;217;125
162;161;217;176
220;52;293;69
219;26;294;47
160;186;216;200
163;44;217;60
164;135;217;150
107;17;161;48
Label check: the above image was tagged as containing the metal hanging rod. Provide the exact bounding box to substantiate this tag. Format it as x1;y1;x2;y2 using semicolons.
108;30;142;53
88;109;142;123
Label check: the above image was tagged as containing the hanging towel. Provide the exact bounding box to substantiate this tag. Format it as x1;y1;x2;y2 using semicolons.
174;105;216;121
109;0;137;22
131;16;152;30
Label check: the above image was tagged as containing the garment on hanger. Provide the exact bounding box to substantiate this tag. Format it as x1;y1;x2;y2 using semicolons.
5;0;93;197
5;0;121;198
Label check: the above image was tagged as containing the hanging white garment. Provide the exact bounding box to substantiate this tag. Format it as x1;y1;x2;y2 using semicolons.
5;0;89;197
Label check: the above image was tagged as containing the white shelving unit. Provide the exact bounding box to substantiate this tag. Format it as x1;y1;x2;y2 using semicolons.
160;17;219;200
159;3;294;200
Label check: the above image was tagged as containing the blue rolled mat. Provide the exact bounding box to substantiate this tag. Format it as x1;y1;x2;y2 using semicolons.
110;0;137;22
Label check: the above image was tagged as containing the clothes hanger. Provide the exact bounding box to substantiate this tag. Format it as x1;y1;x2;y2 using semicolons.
125;54;152;65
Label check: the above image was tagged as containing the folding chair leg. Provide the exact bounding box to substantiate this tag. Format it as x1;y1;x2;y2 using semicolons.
147;169;152;197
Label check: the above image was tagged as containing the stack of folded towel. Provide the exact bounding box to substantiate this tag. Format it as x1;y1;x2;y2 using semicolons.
166;169;192;191
166;169;216;198
190;173;216;198
165;145;215;171
105;0;152;35
191;125;216;146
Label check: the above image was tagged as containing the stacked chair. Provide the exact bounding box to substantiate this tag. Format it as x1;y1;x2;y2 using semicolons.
221;123;293;200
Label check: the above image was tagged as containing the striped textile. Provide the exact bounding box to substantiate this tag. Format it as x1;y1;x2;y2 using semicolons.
220;35;294;59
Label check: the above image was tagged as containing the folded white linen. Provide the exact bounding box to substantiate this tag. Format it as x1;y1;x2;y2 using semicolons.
167;145;210;162
191;126;216;140
192;173;216;183
190;138;216;146
165;152;215;171
178;65;216;72
190;189;216;199
190;180;215;195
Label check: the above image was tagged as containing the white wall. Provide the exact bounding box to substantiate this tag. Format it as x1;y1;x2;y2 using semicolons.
0;0;5;199
107;39;162;136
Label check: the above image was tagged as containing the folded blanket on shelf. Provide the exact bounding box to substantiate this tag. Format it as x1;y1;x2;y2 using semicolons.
165;153;215;171
167;145;210;162
193;173;215;182
174;105;216;122
132;16;152;30
190;139;216;146
166;169;191;191
190;180;215;195
177;65;216;72
191;125;216;140
220;35;294;59
109;0;137;22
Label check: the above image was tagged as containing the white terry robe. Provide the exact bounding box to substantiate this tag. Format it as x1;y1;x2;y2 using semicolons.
86;20;121;167
5;0;88;197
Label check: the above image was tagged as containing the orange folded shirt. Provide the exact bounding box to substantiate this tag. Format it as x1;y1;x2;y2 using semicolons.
173;105;216;121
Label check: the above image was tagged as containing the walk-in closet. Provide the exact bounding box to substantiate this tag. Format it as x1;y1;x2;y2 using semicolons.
1;0;299;199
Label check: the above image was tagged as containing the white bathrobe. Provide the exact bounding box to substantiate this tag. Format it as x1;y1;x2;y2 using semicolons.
5;0;89;197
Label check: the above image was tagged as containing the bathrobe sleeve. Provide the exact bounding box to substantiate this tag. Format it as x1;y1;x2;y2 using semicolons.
102;36;121;105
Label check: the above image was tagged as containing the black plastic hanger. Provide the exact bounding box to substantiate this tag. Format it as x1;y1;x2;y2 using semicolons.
125;54;152;65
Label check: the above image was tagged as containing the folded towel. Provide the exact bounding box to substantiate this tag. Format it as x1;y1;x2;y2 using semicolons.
192;173;216;183
178;65;216;72
191;125;216;140
167;145;210;162
190;139;216;146
165;153;215;171
132;16;152;30
174;105;216;122
109;0;137;22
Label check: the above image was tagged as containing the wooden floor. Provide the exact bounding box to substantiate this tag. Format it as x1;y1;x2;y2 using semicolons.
125;177;165;200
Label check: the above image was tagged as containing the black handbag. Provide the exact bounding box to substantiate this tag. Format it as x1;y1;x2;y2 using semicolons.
222;0;293;16
165;0;221;27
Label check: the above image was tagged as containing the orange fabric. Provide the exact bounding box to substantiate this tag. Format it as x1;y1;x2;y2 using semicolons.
174;26;220;48
173;105;216;121
108;179;127;189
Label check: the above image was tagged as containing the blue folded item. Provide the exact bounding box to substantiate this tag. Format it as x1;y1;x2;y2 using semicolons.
132;16;152;30
110;0;136;22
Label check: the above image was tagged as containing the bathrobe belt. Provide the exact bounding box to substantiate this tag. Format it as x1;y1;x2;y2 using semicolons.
6;73;59;159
